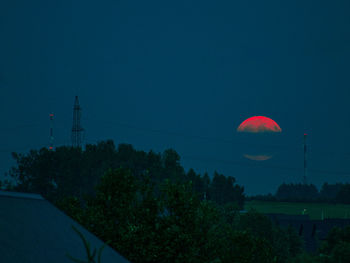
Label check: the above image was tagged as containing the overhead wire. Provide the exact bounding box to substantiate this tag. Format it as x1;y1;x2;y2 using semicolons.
2;117;348;157
0;119;350;177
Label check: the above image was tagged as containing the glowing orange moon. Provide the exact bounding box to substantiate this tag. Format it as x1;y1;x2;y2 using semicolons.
237;116;282;133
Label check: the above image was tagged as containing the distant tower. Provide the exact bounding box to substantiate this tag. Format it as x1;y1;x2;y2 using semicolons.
71;96;84;147
303;133;308;184
49;113;54;150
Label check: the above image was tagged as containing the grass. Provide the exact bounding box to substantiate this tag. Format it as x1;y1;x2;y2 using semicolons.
244;200;350;220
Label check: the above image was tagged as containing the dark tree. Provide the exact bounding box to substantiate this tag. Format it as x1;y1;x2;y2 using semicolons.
320;182;344;202
60;168;281;263
275;183;319;202
208;171;244;209
336;184;350;204
319;226;350;262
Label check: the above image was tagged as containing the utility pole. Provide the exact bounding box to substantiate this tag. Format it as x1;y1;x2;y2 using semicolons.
71;96;84;148
303;133;308;184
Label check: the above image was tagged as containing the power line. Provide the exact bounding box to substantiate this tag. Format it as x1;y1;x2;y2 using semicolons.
181;155;350;176
1;112;350;178
2;116;350;158
84;118;350;158
84;118;302;150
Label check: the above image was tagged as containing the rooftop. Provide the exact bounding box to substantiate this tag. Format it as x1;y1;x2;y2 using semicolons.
0;190;129;263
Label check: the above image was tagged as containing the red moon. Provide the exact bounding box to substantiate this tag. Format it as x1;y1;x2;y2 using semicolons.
237;116;281;133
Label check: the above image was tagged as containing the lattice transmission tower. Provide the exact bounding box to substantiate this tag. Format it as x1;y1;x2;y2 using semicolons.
71;96;84;148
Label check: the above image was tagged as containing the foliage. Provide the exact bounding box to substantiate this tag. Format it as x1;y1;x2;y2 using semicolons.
238;211;303;262
295;226;350;263
4;140;245;208
56;196;84;224
208;172;244;208
320;183;344;202
60;168;302;263
220;229;274;263
275;183;319;202
287;253;323;263
250;182;350;204
3;141;307;262
319;226;350;254
245;200;350;220
335;184;350;204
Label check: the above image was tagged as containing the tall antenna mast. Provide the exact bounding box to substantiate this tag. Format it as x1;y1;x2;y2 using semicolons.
71;96;84;148
49;113;54;150
303;133;308;184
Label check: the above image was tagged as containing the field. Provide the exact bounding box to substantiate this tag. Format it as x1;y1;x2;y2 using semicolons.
244;200;350;220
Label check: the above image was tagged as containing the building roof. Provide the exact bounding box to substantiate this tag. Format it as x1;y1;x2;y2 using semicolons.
0;191;129;263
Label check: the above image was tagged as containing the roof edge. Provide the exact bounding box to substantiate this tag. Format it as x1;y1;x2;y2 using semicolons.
0;190;44;200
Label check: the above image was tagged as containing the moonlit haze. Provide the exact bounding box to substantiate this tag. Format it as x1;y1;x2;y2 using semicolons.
1;0;350;194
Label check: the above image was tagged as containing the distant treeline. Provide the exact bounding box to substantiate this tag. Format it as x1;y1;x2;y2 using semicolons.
249;183;350;204
1;140;244;209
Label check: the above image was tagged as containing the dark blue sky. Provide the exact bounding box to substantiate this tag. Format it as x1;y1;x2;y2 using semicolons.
1;0;350;194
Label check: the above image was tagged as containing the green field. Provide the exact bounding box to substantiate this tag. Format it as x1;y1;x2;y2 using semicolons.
245;200;350;220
